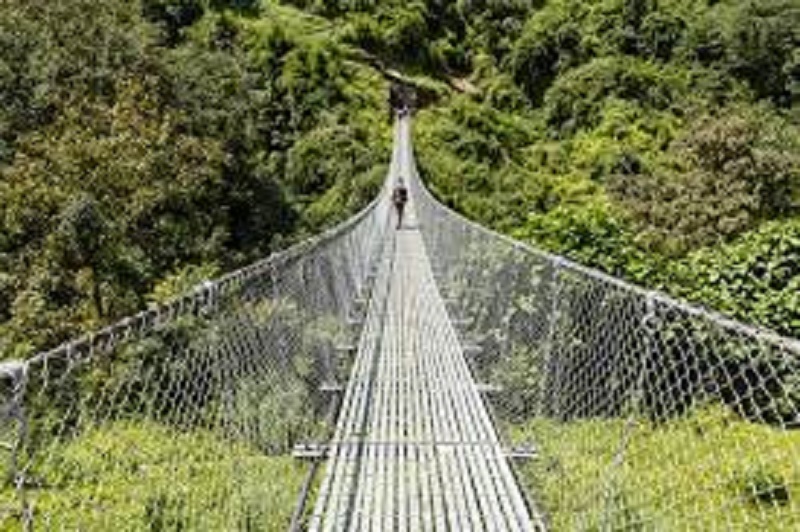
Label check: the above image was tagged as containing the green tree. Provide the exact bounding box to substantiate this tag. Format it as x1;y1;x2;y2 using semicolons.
611;108;800;255
508;1;586;105
724;0;799;107
142;0;205;45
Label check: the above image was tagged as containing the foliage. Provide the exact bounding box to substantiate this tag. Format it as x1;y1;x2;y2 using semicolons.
268;0;797;343
143;0;206;45
407;0;800;337
286;0;542;76
507;0;587;105
514;405;800;530
507;0;799;107
148;263;221;304
541;57;725;135
710;0;799;107
0;0;390;358
611;106;800;255
286;120;386;232
669;220;800;338
0;421;307;530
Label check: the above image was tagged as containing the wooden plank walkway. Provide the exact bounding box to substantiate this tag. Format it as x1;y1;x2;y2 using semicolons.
310;182;540;529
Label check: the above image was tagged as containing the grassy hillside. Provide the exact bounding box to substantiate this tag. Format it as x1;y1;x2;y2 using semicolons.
513;405;800;530
0;421;308;529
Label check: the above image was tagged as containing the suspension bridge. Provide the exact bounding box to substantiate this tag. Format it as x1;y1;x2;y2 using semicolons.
2;117;800;530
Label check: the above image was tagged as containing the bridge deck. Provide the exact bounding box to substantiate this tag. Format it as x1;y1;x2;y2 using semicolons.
310;199;538;530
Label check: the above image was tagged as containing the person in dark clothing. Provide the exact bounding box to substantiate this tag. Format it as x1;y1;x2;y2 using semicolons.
392;180;409;229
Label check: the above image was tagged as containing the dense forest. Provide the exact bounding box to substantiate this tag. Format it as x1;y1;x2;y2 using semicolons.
1;0;798;361
286;0;799;338
0;0;391;359
407;0;800;339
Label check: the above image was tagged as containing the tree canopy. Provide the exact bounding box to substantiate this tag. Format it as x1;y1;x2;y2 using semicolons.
0;0;390;357
1;0;799;355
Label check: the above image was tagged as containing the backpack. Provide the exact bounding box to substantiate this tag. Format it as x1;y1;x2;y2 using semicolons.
394;186;408;204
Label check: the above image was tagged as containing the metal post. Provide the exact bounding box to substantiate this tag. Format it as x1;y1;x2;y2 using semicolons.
538;259;563;419
1;360;30;530
599;293;657;529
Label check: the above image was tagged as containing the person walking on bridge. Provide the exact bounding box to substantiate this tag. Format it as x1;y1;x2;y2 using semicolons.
392;179;409;229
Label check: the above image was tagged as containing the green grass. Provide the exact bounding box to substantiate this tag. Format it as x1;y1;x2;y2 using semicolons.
512;405;800;530
1;421;308;531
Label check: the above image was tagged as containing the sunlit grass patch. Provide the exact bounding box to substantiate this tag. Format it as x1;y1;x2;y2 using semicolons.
514;405;800;530
1;421;307;531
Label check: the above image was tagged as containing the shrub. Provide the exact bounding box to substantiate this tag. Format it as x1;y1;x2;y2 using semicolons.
542;57;698;135
513;405;800;529
611;107;800;255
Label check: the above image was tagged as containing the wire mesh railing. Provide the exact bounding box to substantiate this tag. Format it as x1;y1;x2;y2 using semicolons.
407;122;800;530
0;151;396;529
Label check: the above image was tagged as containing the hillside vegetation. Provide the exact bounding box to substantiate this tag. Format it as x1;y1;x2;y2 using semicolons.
0;0;391;358
276;3;799;527
283;0;799;337
2;0;797;355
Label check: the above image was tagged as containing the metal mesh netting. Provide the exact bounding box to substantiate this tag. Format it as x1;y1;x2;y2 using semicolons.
408;142;800;529
0;158;396;528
